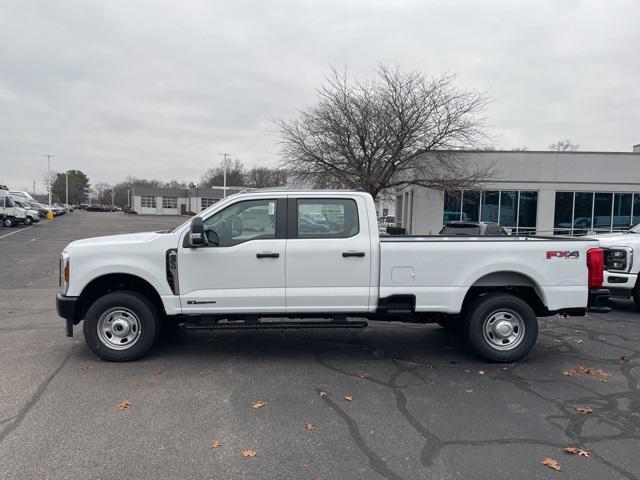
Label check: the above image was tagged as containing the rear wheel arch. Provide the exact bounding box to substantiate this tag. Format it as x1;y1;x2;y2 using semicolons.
461;271;547;316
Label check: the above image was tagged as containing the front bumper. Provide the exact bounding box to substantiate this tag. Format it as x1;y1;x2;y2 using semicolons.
56;293;80;337
587;288;610;313
603;271;636;289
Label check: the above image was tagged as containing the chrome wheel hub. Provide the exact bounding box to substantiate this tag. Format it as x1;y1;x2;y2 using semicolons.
483;310;525;351
97;308;141;350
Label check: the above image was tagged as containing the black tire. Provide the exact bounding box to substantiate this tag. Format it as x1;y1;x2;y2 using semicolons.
3;217;14;227
464;292;538;362
632;287;640;312
83;291;160;361
24;217;33;225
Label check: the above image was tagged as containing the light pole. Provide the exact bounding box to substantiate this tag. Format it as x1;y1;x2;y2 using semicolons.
127;189;130;207
43;154;55;207
218;153;231;198
65;171;69;208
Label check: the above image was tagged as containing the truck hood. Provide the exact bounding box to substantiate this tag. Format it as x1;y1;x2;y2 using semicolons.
65;231;162;250
589;232;638;248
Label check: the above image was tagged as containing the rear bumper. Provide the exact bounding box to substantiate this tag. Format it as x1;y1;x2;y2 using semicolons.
587;288;610;313
56;294;79;337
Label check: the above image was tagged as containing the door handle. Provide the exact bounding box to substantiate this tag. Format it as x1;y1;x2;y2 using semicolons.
256;252;280;258
342;251;365;258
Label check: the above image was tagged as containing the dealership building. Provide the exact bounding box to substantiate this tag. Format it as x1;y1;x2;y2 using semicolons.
396;145;640;236
131;186;246;215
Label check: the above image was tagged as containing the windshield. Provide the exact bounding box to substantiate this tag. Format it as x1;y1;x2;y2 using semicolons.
628;224;640;233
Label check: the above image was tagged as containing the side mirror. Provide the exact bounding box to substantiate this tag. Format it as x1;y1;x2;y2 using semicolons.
189;217;205;247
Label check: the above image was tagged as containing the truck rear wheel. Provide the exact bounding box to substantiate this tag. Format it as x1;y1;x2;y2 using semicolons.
464;293;538;362
3;217;15;227
83;291;160;361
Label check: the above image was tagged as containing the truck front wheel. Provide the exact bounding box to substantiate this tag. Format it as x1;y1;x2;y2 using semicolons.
464;293;538;362
24;217;33;225
83;291;160;361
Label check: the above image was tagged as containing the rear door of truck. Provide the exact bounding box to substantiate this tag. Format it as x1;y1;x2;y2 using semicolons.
285;194;372;312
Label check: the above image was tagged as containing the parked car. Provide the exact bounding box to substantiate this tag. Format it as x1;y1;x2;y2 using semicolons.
86;204;106;212
12;199;40;225
57;190;608;363
439;221;509;236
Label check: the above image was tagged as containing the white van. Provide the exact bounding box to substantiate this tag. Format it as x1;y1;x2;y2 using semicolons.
0;188;27;227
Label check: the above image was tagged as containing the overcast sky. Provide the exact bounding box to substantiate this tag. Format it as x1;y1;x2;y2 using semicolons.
1;0;638;192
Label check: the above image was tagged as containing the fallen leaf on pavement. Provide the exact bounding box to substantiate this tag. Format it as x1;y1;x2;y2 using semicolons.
564;447;591;458
319;391;327;397
425;364;433;369
211;440;222;448
152;367;163;375
562;366;610;382
501;367;510;371
596;336;606;341
305;422;314;431
117;400;132;411
466;388;474;394
251;400;267;409
464;369;471;374
575;339;584;344
242;450;257;458
542;457;561;471
554;339;563;343
344;395;353;401
358;373;369;379
576;407;592;414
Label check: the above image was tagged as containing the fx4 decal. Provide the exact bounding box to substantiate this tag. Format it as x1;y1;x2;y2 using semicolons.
546;250;580;260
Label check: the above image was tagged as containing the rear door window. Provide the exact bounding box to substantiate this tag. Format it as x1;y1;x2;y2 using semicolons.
296;199;359;238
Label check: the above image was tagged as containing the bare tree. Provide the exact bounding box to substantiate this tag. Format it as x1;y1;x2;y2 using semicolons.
245;166;287;188
276;66;494;200
200;158;246;187
548;139;579;151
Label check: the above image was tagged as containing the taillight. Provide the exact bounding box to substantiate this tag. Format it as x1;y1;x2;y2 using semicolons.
587;248;604;289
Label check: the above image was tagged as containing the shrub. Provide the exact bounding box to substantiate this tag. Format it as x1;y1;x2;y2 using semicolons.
123;207;138;215
183;211;196;216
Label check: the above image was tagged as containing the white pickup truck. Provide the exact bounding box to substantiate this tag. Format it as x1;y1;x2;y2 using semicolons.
591;227;640;308
56;190;608;363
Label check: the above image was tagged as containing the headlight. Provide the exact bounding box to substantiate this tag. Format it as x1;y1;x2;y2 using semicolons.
59;252;70;295
604;247;633;272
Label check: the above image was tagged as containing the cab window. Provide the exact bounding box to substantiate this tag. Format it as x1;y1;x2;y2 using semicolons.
203;199;277;247
296;199;359;238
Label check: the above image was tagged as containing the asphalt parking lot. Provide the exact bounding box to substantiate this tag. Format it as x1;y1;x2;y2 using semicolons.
0;211;639;480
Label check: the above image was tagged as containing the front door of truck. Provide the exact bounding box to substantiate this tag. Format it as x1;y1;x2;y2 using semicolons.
178;198;286;314
285;196;371;313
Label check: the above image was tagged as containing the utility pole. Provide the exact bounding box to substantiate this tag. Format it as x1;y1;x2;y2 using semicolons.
42;154;55;209
127;189;130;207
32;180;36;197
218;153;231;198
65;171;69;207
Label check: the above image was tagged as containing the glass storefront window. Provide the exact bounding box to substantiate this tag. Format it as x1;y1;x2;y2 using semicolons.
499;191;518;227
593;193;613;231
573;192;593;234
462;191;480;222
518;191;538;231
554;192;573;234
443;189;538;234
613;193;632;230
634;194;640;226
554;191;640;235
481;191;499;222
443;191;461;223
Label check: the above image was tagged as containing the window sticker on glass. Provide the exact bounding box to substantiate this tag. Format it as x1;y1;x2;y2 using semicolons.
268;201;275;215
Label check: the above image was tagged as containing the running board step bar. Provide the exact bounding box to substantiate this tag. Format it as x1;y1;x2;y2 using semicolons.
180;320;368;330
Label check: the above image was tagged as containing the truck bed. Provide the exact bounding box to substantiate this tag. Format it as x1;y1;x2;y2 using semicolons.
379;235;599;314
